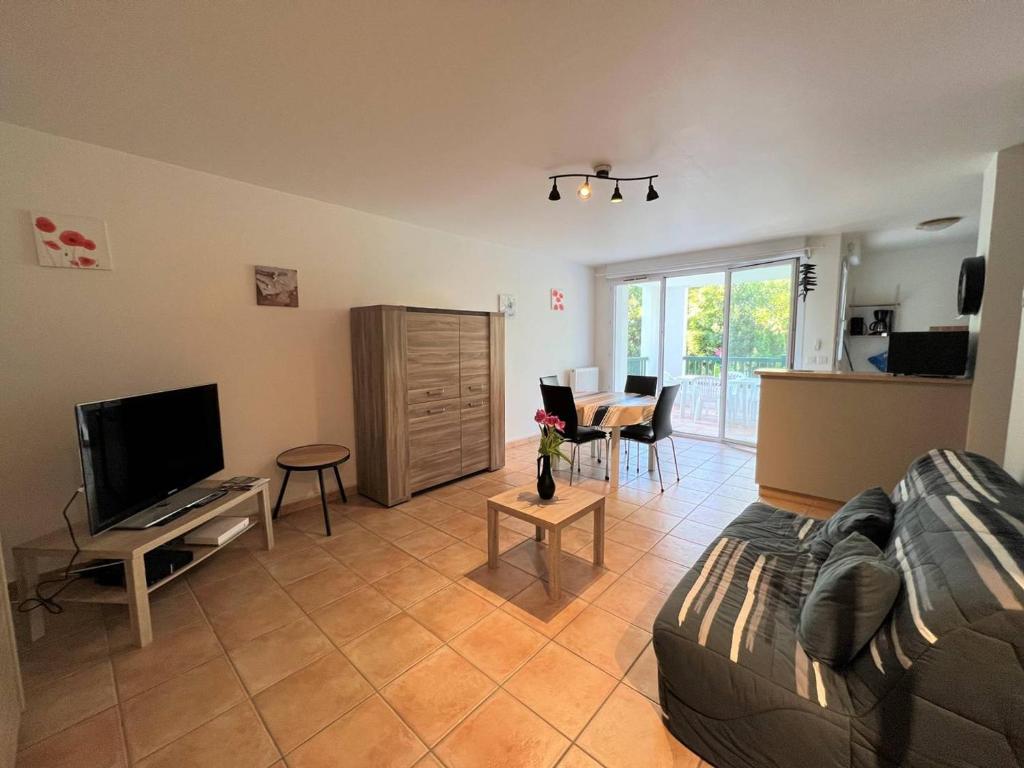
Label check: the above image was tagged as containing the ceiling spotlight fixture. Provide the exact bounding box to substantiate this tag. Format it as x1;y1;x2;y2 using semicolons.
916;216;962;231
576;177;592;201
547;163;660;203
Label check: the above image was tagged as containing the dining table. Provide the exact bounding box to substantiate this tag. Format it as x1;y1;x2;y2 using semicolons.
573;391;657;488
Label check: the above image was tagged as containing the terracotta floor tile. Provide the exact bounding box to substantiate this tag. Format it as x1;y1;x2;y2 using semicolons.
435;690;569;768
286;695;425;768
414;754;444;767
500;539;549;577
310;585;399;646
578;684;701;768
360;508;429;540
449;611;546;682
501;580;588;638
605;521;664;551
609;487;656;506
624;641;659;702
459;563;537;606
134;702;279;768
472;478;515;496
15;705;125;768
687;506;739;529
253;651;372;754
339;541;419;582
186;548;264;591
112;620;222;700
250;527;319;562
625;553;689;593
121;656;245;761
283;563;364;611
18;660;117;748
642;495;696;516
603;498;641;519
105;589;206;652
557;745;603;767
342;613;442;686
625;507;686;533
600;540;647;574
648;535;708;568
19;623;110;692
382;647;495;745
434;510;488;539
402;498;461;526
227;616;334;693
555;604;651;678
444;489;489;516
424;541;488;579
594;577;669;631
374;562;451;608
259;544;338;585
204;587;305;650
190;568;280;615
406;583;494;640
394;526;460;559
556;555;619;602
505;643;616;738
501;514;541;537
318;525;389;558
466;524;528;554
278;505;353;536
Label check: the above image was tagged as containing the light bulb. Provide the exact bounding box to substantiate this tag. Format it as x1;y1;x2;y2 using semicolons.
577;178;592;201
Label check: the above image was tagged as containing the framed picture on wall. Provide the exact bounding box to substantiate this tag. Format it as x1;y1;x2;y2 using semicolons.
255;265;299;307
31;212;112;270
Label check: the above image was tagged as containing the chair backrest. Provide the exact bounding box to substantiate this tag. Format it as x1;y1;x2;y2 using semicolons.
539;375;559;386
651;384;680;441
539;384;580;438
694;375;721;396
624;375;658;397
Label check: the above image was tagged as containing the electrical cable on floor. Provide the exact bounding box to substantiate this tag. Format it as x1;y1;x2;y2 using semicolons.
17;488;83;615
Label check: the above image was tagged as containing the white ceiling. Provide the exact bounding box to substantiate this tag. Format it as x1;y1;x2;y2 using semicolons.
2;1;1023;265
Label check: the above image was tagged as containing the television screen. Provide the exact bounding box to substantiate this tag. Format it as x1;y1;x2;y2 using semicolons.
886;331;969;377
76;384;224;534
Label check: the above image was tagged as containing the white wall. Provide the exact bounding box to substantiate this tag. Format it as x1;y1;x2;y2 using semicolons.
967;143;1024;463
843;240;972;373
1005;305;1024;483
0;122;594;561
796;235;842;371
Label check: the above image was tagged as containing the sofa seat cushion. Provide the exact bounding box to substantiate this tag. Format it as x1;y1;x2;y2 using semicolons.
798;533;901;668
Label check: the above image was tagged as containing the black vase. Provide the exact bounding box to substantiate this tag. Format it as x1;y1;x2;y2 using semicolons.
536;455;556;500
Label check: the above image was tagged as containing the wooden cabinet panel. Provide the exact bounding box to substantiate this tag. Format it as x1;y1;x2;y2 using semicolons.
461;374;489;398
460;315;489;379
460;397;490;474
407;312;460;403
408;397;461;491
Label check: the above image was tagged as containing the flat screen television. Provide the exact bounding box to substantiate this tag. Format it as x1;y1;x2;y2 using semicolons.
76;384;225;534
886;331;969;377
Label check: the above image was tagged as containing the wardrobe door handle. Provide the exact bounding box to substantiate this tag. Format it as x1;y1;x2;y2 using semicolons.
467;402;482;408
427;407;447;415
427;388;445;395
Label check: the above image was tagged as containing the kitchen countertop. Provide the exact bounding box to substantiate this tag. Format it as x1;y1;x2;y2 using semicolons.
754;369;972;385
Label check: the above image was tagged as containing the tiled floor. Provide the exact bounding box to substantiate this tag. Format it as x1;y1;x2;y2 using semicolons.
14;436;806;767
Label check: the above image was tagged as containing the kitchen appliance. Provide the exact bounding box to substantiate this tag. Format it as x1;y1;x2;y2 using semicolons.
849;317;865;336
869;309;893;335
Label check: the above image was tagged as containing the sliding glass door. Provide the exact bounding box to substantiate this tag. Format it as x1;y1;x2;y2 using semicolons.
722;262;795;442
611;260;795;445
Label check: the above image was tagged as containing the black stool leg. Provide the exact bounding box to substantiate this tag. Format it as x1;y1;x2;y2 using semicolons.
317;468;332;537
272;470;291;520
332;465;348;504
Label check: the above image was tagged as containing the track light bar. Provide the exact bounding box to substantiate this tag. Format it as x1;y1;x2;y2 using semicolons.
547;165;659;203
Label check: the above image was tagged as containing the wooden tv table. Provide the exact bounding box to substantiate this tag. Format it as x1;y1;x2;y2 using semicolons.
486;485;605;601
13;480;273;648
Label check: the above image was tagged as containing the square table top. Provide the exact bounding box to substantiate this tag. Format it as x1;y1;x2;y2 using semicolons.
486;484;605;528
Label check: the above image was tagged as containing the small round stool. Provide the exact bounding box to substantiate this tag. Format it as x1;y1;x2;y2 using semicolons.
272;444;350;536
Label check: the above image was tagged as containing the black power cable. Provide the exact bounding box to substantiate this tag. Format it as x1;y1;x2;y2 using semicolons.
17;488;83;615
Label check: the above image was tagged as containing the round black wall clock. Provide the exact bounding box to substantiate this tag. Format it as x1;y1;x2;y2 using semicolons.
957;256;985;315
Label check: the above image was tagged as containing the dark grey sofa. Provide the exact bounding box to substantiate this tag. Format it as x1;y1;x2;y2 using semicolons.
653;450;1024;768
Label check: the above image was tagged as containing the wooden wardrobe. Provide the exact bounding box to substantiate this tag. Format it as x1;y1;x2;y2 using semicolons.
350;305;505;506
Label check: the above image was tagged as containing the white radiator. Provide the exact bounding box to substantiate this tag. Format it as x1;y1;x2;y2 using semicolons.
568;366;600;394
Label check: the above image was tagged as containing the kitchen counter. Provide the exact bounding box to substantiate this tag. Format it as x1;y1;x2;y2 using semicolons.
754;369;972;502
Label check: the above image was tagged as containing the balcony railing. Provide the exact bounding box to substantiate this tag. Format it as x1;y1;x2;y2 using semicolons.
681;355;786;377
626;356;648;375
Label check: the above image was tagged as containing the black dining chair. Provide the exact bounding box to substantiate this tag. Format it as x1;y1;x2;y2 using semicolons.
539;375;559;385
621;384;681;492
540;384;610;484
624;375;658;397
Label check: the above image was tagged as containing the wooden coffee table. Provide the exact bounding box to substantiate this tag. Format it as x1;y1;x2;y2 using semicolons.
486;484;605;600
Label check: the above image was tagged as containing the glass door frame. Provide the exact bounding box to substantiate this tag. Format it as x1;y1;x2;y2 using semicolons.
608;257;798;446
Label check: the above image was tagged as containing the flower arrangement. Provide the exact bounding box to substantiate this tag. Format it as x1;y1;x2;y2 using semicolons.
534;409;570;463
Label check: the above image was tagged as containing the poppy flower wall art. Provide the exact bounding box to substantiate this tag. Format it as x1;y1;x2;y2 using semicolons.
31;212;112;270
550;288;565;311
